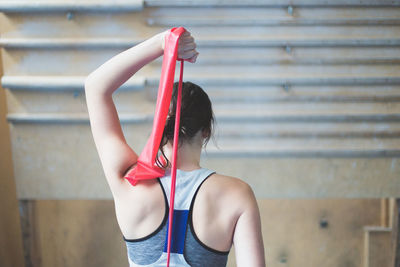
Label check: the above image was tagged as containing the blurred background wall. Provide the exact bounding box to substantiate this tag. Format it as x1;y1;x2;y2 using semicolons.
0;42;25;267
0;0;399;266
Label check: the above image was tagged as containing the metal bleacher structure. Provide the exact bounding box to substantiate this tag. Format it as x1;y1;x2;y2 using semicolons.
0;1;399;266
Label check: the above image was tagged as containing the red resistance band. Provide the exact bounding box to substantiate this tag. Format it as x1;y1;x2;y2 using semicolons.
123;27;186;267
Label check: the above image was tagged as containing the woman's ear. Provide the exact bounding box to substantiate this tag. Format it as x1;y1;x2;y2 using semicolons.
201;129;212;146
201;128;209;139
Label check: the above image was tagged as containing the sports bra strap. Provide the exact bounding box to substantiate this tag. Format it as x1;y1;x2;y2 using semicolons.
159;168;216;211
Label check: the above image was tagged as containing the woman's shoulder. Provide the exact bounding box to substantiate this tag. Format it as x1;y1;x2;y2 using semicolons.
208;172;254;192
204;172;257;212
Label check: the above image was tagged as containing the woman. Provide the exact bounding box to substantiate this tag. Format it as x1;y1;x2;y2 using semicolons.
85;29;265;267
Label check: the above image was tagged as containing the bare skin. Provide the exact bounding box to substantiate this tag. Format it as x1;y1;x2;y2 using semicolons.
85;30;266;267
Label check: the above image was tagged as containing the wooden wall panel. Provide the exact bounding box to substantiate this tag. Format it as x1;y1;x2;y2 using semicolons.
364;227;393;267
19;200;127;267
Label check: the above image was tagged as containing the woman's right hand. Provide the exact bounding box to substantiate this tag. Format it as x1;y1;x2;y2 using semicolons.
161;29;199;63
177;30;199;63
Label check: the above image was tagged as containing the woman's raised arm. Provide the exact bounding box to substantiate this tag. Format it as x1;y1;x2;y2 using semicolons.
84;30;198;194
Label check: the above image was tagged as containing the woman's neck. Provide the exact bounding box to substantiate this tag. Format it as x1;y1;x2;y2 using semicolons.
162;140;202;171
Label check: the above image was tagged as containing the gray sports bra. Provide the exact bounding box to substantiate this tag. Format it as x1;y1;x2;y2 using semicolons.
123;168;230;267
